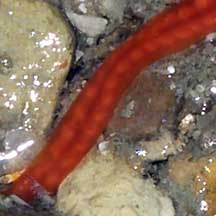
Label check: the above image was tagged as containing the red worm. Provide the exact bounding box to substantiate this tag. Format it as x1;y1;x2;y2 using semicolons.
3;0;216;202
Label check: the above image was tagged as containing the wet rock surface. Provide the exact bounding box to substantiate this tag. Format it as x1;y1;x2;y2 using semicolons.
0;0;74;176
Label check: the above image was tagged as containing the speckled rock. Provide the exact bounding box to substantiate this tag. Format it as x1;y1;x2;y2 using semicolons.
0;0;74;176
57;152;175;216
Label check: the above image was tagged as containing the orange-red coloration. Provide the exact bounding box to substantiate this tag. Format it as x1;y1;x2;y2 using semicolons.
4;0;216;202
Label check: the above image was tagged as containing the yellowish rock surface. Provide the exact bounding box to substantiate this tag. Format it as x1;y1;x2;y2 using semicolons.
0;0;74;175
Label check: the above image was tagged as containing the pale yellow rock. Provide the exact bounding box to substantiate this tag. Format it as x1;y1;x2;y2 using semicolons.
57;152;175;216
0;0;74;175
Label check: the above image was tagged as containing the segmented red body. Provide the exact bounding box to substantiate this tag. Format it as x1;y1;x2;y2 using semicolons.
4;0;216;202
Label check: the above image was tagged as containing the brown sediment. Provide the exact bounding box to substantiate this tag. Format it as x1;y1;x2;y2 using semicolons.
107;70;175;137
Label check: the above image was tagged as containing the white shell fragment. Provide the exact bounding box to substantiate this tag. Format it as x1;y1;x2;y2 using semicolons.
66;12;108;37
62;0;127;36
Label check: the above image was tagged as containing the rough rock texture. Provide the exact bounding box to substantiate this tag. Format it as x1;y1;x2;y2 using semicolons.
0;0;74;176
57;152;175;216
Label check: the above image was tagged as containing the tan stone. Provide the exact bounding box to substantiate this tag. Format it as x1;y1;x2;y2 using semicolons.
57;151;175;216
0;0;74;175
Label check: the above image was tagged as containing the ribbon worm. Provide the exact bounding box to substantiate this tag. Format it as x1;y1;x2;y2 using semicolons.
3;0;216;202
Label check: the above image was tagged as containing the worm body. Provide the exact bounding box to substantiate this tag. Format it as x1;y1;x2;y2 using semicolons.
4;0;216;202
